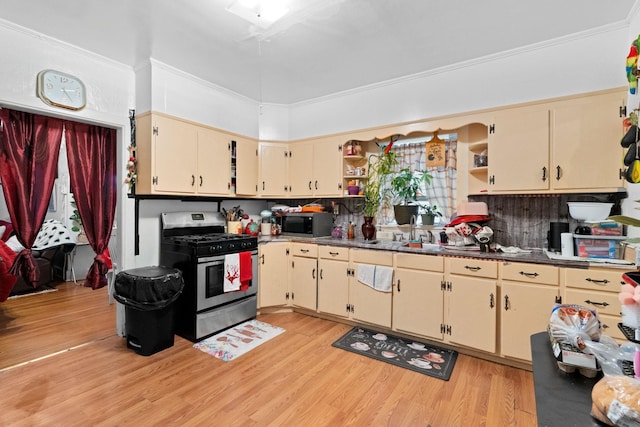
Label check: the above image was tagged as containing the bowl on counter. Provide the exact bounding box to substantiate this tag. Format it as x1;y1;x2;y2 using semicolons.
347;185;360;195
567;202;613;221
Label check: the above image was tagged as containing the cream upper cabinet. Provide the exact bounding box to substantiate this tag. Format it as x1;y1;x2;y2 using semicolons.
289;243;318;311
485;88;626;194
445;258;497;353
488;106;550;192
259;142;289;196
234;137;259;196
288;142;314;197
312;138;343;197
136;113;199;194
551;90;625;191
317;246;350;318
393;254;445;341
197;127;232;195
288;139;343;197
499;262;560;362
258;242;290;308
349;249;394;328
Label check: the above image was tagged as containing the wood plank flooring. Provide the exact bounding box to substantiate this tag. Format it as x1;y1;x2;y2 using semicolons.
0;282;538;426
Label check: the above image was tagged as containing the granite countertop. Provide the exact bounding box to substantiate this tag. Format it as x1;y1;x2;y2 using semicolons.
258;235;618;269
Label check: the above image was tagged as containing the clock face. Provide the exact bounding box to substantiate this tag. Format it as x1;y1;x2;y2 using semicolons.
37;69;86;110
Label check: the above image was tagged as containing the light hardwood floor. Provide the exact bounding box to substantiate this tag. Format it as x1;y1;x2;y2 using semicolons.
0;282;537;426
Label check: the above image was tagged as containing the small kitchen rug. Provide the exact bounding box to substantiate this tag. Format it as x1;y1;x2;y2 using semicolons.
7;284;57;299
193;319;285;362
332;327;458;381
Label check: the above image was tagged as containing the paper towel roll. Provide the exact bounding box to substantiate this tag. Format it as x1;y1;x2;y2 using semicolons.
561;232;574;257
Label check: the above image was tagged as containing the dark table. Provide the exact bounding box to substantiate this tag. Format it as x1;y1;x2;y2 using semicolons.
530;332;608;427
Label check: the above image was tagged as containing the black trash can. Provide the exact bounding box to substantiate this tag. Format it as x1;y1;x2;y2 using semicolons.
114;266;184;356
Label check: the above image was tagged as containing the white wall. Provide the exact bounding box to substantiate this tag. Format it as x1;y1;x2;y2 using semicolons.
287;25;630;140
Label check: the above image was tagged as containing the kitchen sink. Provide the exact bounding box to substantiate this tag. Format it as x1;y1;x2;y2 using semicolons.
401;242;441;251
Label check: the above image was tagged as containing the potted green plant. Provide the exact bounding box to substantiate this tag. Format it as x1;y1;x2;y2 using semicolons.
419;202;442;225
390;168;432;225
358;149;397;239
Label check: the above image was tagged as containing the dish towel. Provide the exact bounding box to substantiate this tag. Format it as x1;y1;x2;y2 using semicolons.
224;253;241;292
239;251;252;291
373;266;393;292
357;264;393;293
357;264;376;289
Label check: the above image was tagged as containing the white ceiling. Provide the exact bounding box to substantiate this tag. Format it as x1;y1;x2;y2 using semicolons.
0;0;636;104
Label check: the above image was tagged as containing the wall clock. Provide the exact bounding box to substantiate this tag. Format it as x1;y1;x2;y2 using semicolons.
36;69;86;111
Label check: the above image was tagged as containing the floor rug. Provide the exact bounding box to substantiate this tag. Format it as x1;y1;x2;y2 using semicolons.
8;285;58;299
193;319;285;362
332;326;458;381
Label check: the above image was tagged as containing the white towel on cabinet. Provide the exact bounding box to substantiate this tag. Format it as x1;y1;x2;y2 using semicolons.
373;266;393;292
357;264;376;289
356;264;393;293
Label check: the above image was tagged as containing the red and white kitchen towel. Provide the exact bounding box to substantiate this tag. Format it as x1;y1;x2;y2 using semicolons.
224;251;252;292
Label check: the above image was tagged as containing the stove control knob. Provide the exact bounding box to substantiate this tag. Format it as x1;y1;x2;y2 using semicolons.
217;245;224;252
229;243;236;251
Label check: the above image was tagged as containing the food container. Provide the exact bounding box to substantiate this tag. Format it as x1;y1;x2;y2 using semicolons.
347;185;360;195
567;202;614;221
574;234;626;259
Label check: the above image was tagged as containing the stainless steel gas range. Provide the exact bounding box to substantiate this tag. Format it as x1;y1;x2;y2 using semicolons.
160;211;259;342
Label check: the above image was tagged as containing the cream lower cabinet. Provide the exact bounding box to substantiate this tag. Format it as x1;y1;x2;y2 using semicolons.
499;262;560;362
562;267;625;341
289;243;318;311
349;249;394;328
445;258;498;353
317;246;350;319
258;242;290;308
392;253;445;341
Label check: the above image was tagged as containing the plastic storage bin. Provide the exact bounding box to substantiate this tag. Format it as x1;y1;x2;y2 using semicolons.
573;234;626;259
114;266;184;356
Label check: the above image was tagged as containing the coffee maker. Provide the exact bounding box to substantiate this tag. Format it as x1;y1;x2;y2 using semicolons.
548;222;569;252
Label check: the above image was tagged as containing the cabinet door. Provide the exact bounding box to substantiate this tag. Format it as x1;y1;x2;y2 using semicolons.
290;256;317;310
393;268;444;341
154;115;198;194
500;281;558;361
488;106;550;192
447;275;497;353
312;140;342;197
552;91;624;190
197;127;230;195
317;257;350;318
349;263;392;328
288;142;314;197
236;137;259;196
260;143;289;196
258;242;289;307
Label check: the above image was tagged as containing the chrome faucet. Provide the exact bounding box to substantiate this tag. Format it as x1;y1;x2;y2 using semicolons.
409;215;417;241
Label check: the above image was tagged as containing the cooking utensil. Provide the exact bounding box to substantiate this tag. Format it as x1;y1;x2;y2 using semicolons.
217;336;237;347
228;333;252;344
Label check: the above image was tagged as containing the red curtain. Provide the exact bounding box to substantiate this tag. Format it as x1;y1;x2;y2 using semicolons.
0;109;63;287
65;122;117;290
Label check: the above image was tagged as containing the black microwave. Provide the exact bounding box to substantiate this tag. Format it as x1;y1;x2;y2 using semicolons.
280;212;333;237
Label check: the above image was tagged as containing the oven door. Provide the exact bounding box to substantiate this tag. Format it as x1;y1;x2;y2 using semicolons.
196;250;258;312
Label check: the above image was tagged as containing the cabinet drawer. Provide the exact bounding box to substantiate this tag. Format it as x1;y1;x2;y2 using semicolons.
395;253;444;272
318;245;349;261
291;242;318;258
564;289;621;317
448;258;497;279
350;249;393;266
599;313;624;341
501;262;558;285
564;268;624;292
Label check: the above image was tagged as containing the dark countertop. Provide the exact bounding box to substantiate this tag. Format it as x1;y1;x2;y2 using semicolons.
530;332;607;427
260;235;602;269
